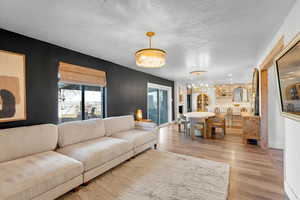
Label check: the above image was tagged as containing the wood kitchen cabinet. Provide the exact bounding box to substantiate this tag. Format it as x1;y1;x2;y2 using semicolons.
242;115;260;144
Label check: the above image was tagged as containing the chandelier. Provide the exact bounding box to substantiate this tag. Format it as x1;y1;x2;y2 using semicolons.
135;32;166;68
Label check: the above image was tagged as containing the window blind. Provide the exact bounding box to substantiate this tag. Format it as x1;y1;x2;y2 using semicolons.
59;62;106;86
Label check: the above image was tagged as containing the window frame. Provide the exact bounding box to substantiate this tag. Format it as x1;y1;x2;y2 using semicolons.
58;82;105;123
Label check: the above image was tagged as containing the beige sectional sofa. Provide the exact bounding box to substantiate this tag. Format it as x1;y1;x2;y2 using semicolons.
0;115;157;200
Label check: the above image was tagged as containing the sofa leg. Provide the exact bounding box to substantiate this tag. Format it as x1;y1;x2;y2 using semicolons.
154;144;157;149
82;181;91;186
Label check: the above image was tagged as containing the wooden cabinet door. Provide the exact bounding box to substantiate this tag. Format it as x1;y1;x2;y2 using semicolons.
243;116;260;139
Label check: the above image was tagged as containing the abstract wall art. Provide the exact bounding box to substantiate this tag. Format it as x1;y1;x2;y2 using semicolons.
0;50;26;122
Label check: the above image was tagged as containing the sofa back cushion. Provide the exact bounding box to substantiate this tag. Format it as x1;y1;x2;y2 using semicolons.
0;124;58;163
104;115;135;136
58;118;105;148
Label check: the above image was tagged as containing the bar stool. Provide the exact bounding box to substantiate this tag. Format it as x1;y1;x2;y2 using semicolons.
214;107;221;115
194;119;206;138
225;107;233;127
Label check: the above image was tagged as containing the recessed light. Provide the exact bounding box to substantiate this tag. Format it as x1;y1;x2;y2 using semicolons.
190;70;207;75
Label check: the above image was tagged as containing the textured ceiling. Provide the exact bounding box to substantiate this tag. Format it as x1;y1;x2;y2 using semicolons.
0;0;295;84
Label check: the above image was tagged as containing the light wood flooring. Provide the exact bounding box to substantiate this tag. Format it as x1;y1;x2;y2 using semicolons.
158;117;284;200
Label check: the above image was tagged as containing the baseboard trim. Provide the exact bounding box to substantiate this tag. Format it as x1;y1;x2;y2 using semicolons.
158;121;174;128
268;142;284;150
285;181;299;200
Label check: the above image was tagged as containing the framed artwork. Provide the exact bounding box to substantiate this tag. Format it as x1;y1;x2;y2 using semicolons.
252;68;259;115
275;33;300;121
0;50;26;122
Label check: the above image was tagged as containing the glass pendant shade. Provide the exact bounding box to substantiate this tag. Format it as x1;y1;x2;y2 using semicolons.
135;48;166;68
135;32;166;68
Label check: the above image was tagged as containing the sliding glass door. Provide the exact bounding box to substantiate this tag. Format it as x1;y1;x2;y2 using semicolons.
148;88;159;124
159;90;168;124
147;87;169;125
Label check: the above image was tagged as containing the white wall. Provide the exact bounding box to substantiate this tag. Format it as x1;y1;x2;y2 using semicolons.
207;87;216;106
257;1;300;199
285;118;300;200
174;81;188;119
174;81;179;119
192;92;198;111
268;65;285;149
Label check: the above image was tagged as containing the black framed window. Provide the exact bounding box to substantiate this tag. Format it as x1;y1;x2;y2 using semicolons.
58;82;104;123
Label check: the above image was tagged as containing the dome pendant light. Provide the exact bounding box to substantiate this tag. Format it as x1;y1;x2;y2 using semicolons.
135;32;166;68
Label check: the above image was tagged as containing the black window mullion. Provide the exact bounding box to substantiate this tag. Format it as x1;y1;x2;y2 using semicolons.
81;85;85;120
157;89;160;125
102;87;106;118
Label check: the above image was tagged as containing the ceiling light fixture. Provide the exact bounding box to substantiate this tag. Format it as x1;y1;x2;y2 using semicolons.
190;70;207;75
135;32;166;68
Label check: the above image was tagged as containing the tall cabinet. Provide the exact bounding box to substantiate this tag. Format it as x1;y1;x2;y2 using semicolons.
197;93;209;112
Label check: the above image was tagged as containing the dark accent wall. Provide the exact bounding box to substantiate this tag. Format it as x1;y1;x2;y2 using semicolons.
0;29;174;129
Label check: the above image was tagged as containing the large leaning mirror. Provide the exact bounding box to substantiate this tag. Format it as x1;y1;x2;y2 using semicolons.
275;33;300;120
233;87;248;102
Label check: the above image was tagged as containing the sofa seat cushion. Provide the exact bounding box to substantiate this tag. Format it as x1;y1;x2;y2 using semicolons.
0;151;83;200
57;137;133;171
112;129;157;148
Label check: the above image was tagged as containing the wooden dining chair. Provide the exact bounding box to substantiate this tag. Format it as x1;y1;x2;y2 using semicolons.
207;116;226;138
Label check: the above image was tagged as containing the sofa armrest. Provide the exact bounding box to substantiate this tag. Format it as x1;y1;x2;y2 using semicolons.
135;121;159;133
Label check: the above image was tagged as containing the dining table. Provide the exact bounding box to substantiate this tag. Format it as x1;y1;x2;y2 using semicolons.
183;112;215;139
